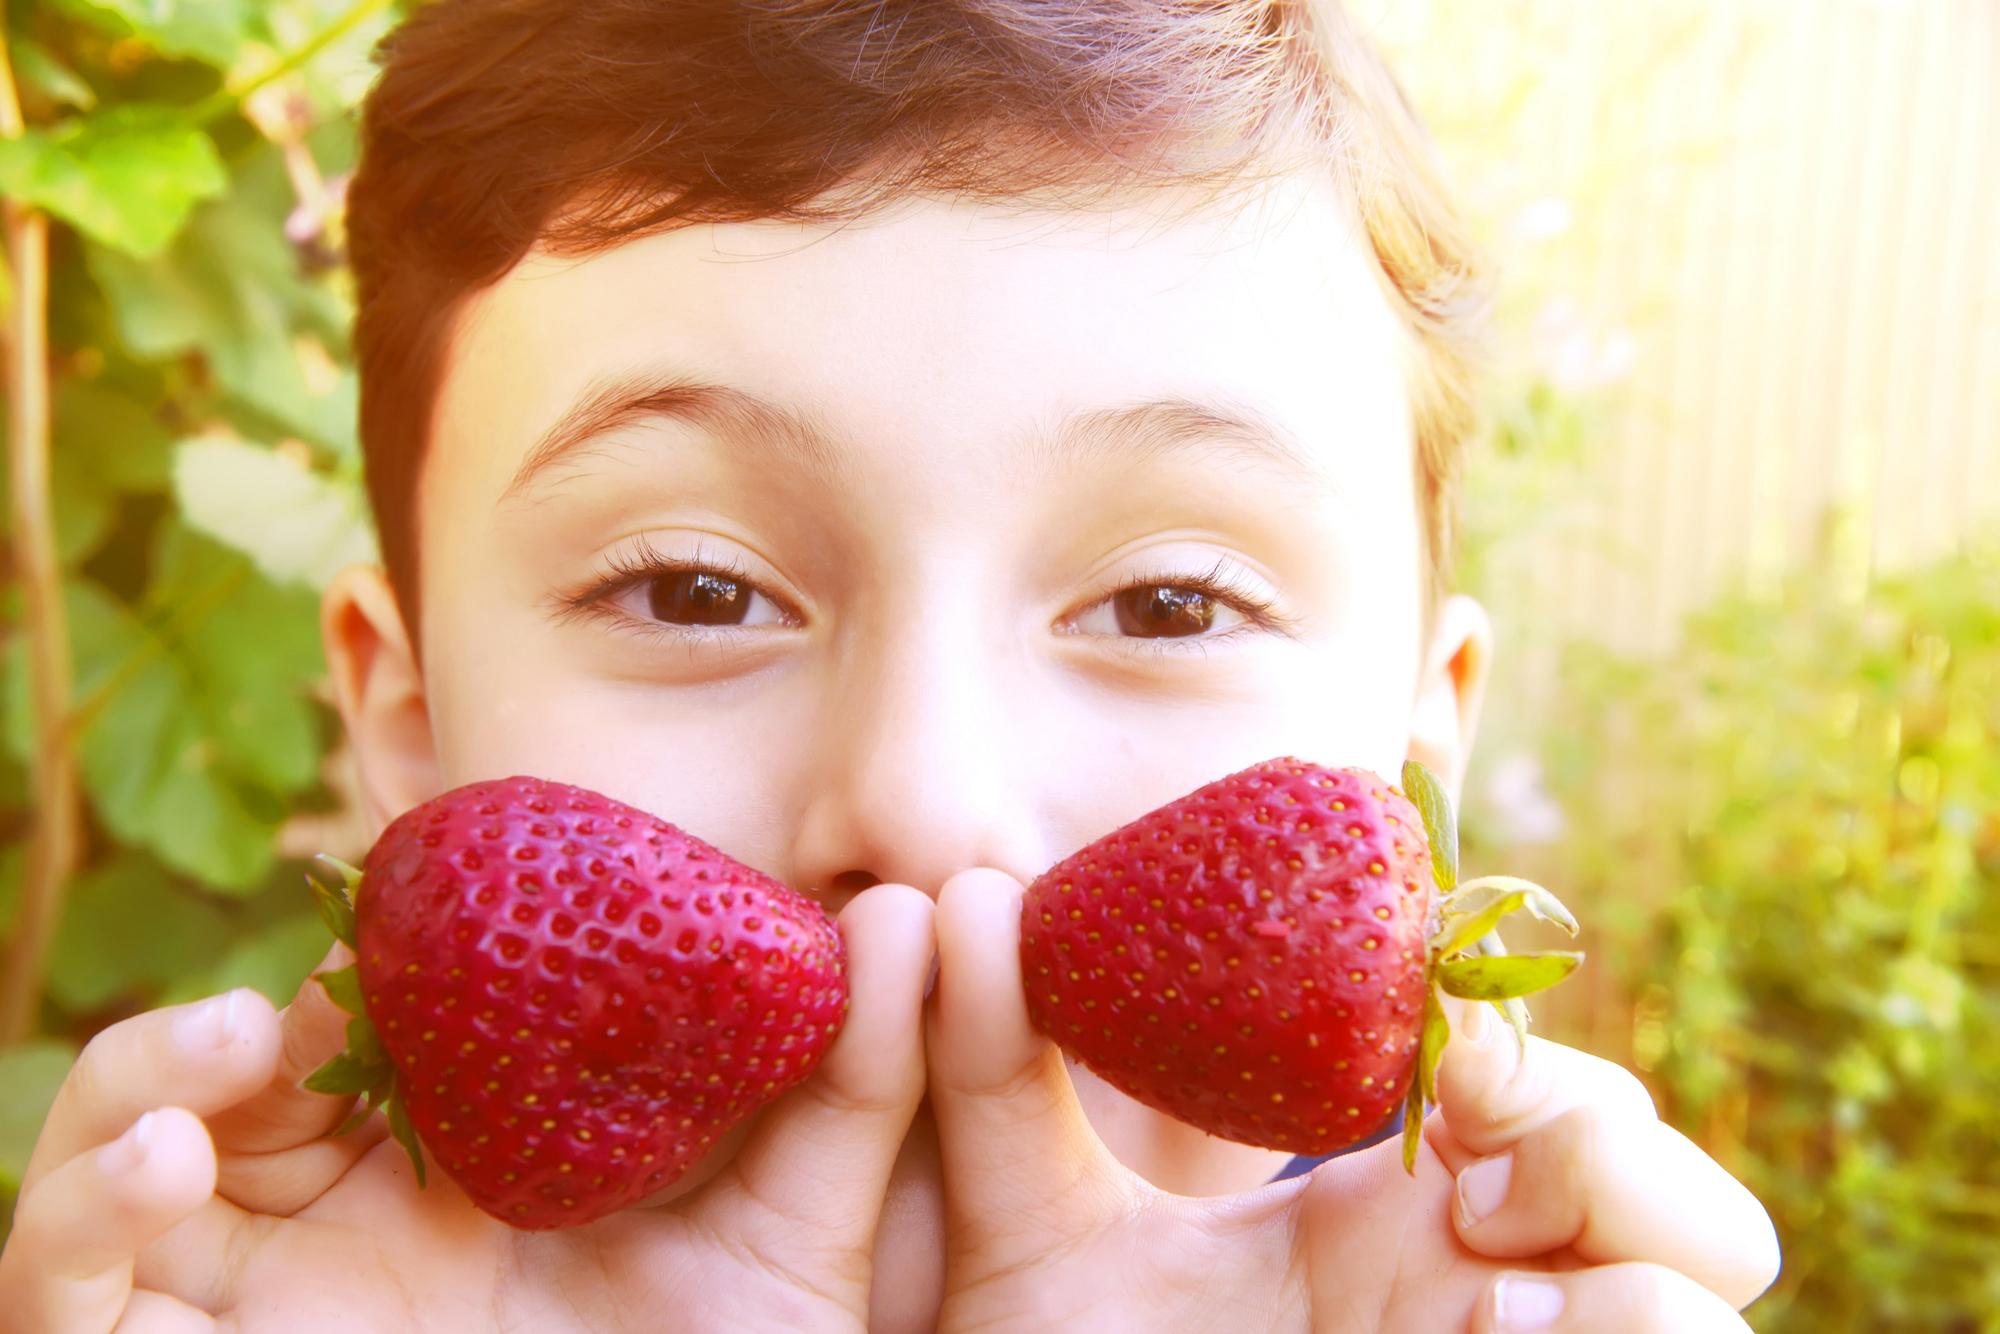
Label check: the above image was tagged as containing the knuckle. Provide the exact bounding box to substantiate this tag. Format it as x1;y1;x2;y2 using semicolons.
1600;1061;1659;1122
1547;1102;1603;1165
67;1023;128;1108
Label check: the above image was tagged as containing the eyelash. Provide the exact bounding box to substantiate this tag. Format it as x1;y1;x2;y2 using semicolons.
553;541;1296;648
1080;557;1301;652
551;536;792;641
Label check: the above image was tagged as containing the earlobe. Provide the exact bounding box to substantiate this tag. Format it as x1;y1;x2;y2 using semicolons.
1404;594;1494;807
321;565;442;833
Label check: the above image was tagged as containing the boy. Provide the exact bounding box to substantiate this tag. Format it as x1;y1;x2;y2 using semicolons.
0;1;1779;1329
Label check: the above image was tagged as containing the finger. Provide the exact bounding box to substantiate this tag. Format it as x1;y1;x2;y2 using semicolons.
112;1290;218;1334
1472;1264;1754;1334
0;1108;221;1334
21;992;282;1194
925;868;1131;1257
1433;999;1657;1162
207;943;358;1155
1451;1108;1780;1310
718;883;936;1245
207;944;388;1214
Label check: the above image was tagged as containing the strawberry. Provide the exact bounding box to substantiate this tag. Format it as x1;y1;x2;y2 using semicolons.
1020;758;1579;1170
301;775;847;1229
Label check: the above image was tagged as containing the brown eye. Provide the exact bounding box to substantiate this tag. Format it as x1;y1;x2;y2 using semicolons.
647;570;750;625
1111;585;1216;638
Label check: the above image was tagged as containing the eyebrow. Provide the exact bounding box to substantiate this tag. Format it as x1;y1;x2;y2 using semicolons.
500;369;1323;503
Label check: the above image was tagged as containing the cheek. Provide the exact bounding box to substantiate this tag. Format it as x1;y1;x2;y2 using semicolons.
420;636;803;864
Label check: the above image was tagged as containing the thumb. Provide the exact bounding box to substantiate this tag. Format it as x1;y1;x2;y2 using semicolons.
204;941;388;1212
1430;996;1656;1162
204;942;360;1153
712;882;935;1247
925;868;1133;1267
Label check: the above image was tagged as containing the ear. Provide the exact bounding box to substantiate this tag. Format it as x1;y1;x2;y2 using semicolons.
321;564;442;834
1404;593;1494;808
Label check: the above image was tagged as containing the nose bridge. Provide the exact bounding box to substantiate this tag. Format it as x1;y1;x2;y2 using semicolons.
790;588;1044;899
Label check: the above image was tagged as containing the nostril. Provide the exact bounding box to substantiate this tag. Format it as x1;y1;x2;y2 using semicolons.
829;869;881;896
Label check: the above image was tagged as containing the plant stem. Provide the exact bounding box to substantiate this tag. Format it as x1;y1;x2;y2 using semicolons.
0;28;78;1044
189;0;395;127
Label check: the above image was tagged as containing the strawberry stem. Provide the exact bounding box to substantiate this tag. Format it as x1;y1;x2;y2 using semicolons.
300;855;430;1188
1400;761;1586;1175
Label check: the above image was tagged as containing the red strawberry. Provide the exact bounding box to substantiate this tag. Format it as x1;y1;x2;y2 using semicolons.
1020;758;1579;1170
302;775;846;1229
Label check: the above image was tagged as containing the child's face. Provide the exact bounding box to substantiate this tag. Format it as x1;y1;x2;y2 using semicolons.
331;168;1490;1194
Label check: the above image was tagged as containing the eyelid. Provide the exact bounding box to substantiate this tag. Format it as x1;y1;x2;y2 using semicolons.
549;534;803;635
1063;556;1304;642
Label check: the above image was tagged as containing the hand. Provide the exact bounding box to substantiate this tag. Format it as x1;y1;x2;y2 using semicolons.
926;868;1780;1333
0;884;934;1334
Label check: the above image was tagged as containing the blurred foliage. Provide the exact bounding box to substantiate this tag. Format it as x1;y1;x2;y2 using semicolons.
1531;527;2000;1331
0;0;395;1223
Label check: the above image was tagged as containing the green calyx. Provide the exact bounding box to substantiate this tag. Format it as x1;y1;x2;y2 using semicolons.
299;854;427;1187
1396;762;1584;1174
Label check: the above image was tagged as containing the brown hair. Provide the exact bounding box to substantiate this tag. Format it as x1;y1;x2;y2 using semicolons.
347;0;1487;633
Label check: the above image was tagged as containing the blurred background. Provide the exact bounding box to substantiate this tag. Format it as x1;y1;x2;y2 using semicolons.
0;0;1993;1327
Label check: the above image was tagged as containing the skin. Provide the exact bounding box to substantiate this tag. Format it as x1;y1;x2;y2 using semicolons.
0;171;1780;1332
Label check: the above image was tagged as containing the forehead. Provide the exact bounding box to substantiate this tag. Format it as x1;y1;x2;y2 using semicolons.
427;171;1411;525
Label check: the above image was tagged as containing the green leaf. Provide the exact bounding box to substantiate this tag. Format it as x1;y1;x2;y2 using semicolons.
331;1080;389;1137
3;374;177;564
195;911;329;1005
1400;760;1458;892
3;578;282;890
1460;935;1536;1040
0;106;226;257
303;1047;388;1096
0;421;118;562
1432;890;1529;959
49;0;264;67
148;523;325;794
12;36;97;111
0;846;22;937
45;857;230;1012
384;1086;427;1188
54;377;177;493
1417;989;1450;1106
173;437;376;588
1444;876;1579;936
0;1041;77;1192
314;962;363;1015
1438;952;1584;1002
260;0;400;117
1400;1079;1424;1174
344;1013;386;1068
306;857;358;949
86;158;357;453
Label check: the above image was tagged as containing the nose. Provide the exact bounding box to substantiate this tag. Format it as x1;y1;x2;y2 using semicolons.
787;616;1049;910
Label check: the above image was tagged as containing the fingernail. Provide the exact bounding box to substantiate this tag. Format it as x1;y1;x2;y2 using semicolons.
100;1111;157;1176
1456;1151;1513;1228
1491;1274;1565;1332
173;990;240;1052
1459;999;1493;1048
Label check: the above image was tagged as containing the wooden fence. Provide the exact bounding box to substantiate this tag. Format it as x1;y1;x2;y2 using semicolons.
1374;0;1999;730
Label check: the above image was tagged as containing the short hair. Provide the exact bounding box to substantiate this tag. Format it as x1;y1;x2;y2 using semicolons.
347;0;1487;632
